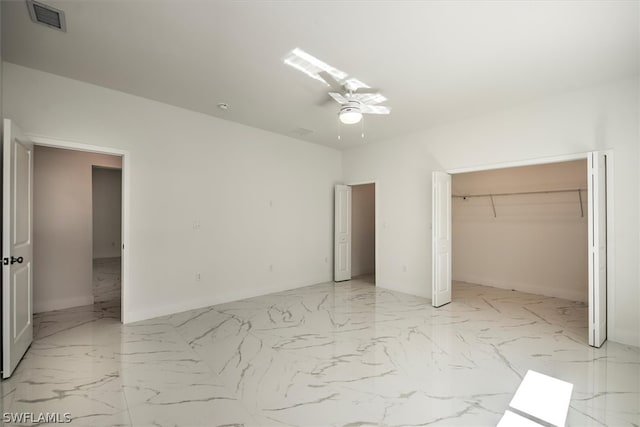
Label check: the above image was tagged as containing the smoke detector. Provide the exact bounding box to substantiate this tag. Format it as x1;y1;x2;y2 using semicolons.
27;0;67;32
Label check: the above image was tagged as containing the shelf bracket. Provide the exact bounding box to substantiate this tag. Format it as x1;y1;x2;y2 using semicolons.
578;190;584;218
489;194;497;218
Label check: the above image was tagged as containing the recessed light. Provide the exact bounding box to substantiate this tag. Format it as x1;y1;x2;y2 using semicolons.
217;103;230;111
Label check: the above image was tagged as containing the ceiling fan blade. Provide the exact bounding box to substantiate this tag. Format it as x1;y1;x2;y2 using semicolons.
353;87;381;94
318;71;344;91
361;105;391;115
328;92;349;104
351;93;387;105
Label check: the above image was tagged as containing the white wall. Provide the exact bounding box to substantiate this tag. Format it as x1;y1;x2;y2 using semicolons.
0;2;3;127
34;146;122;313
452;161;588;302
3;62;342;323
343;78;640;347
92;167;122;259
351;183;375;277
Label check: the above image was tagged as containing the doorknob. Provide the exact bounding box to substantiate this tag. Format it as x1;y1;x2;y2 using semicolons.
3;256;24;265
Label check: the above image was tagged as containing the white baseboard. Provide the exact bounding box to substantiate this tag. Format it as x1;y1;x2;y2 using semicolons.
34;294;95;313
375;280;430;300
124;278;330;324
93;253;121;260
453;275;587;303
609;328;640;348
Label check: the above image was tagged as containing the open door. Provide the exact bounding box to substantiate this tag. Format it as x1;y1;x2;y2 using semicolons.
588;151;607;347
432;171;452;307
2;119;34;378
334;185;352;282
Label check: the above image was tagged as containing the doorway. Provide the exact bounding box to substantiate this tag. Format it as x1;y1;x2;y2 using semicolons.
351;183;376;284
2;121;130;378
431;152;612;348
32;146;123;321
92;166;123;313
334;182;377;284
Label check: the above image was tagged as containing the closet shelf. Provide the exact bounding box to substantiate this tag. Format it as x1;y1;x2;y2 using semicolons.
452;188;587;199
453;188;587;218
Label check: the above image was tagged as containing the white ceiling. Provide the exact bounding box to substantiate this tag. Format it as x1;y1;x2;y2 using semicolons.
2;1;638;149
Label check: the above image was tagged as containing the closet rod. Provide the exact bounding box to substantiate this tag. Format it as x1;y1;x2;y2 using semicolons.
452;188;587;199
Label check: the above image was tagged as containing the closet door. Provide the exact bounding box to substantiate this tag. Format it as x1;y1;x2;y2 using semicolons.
587;151;607;348
334;185;352;282
432;171;452;307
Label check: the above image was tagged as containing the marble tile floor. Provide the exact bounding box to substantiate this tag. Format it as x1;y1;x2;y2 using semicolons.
93;257;122;307
1;279;638;426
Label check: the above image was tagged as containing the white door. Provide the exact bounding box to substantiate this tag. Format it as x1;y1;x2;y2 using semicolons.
334;185;352;282
2;119;34;378
432;171;452;307
588;151;607;347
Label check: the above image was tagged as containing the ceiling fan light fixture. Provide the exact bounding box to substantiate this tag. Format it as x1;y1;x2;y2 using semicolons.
339;105;363;125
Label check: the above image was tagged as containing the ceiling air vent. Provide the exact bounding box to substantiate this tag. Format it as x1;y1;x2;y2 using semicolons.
27;0;66;32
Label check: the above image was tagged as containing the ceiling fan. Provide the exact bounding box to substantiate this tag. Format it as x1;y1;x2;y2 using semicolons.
318;71;391;125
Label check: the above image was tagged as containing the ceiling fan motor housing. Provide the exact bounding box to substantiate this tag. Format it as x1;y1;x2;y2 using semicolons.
339;101;361;114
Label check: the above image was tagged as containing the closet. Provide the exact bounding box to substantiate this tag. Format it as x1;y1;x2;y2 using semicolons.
451;159;588;303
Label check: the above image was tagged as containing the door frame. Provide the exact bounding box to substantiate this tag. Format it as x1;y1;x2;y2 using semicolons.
441;151;615;340
27;134;131;324
346;180;379;283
